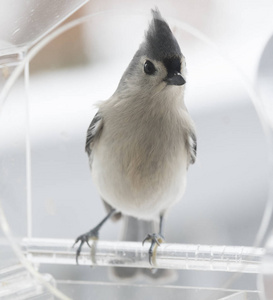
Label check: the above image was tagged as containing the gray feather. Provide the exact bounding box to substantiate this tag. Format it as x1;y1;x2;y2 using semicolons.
85;112;103;156
188;130;197;164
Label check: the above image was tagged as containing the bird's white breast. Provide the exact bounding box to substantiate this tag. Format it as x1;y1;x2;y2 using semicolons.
91;94;192;221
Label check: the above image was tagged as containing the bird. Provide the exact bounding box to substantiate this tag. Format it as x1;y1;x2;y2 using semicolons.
73;8;197;275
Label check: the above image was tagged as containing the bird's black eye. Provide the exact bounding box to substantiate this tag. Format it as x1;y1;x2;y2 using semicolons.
144;60;156;75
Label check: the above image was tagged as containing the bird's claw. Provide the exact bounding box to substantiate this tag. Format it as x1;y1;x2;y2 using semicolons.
142;233;165;265
73;229;98;264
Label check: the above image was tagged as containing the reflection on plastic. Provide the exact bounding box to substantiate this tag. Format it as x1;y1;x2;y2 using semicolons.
22;238;264;274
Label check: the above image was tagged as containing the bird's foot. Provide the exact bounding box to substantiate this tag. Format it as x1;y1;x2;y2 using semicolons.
73;228;99;264
142;233;165;265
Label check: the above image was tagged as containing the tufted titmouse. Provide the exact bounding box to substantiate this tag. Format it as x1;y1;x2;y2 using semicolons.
74;8;197;274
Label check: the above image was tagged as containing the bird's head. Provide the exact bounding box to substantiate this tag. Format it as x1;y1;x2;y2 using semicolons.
116;8;186;100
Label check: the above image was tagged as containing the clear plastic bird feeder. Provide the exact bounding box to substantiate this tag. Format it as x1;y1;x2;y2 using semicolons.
1;1;273;299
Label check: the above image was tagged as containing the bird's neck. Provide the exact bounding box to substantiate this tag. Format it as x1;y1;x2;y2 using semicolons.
112;84;186;114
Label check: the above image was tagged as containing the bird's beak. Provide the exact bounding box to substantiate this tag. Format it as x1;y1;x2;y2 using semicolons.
165;72;186;86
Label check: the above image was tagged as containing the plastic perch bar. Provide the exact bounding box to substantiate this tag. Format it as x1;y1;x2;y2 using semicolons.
21;238;265;274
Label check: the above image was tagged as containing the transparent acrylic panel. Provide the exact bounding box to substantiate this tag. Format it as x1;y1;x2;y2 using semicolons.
25;9;270;295
1;1;273;299
57;281;260;300
257;33;273;300
260;231;273;300
0;63;27;270
0;264;55;299
0;0;88;55
26;9;270;247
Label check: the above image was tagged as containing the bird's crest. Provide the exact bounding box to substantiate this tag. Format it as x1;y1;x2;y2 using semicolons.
144;8;182;61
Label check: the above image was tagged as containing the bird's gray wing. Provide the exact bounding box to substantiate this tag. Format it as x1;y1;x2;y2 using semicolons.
188;130;197;164
85;111;103;157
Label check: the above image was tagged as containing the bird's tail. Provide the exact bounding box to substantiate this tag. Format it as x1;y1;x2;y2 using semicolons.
110;215;177;282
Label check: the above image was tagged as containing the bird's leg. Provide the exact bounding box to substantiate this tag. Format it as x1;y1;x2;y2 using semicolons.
142;214;165;265
73;208;116;264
